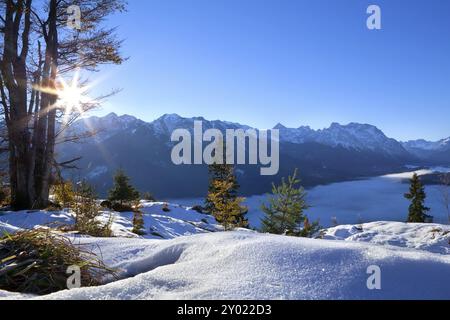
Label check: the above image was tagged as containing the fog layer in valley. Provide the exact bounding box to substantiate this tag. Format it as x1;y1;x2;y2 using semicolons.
171;168;450;228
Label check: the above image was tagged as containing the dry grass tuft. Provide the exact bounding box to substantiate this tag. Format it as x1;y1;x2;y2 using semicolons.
0;229;116;295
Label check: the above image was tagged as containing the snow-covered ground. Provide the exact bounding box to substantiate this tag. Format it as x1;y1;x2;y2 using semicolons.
322;221;450;255
1;229;449;300
0;202;220;240
1;203;449;300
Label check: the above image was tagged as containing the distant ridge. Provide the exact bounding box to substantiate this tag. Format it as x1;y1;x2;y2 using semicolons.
57;113;449;198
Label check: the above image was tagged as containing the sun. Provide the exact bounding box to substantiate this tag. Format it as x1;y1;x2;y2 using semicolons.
33;69;108;127
33;69;95;115
56;71;92;113
58;85;85;108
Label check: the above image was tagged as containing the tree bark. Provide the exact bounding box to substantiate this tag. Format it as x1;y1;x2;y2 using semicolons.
34;0;58;208
1;0;57;210
1;0;34;210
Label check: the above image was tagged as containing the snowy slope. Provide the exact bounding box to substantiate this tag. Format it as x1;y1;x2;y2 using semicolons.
322;222;450;255
0;202;220;240
16;231;450;300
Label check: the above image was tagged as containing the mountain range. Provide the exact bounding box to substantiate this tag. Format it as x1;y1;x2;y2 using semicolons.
402;138;450;163
57;113;450;198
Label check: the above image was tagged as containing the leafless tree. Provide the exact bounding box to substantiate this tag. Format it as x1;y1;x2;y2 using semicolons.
0;0;126;210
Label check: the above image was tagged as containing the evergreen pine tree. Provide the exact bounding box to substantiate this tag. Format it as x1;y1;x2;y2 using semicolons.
207;179;248;230
108;169;140;206
204;136;247;229
204;163;239;213
74;181;112;237
205;163;248;229
132;210;146;236
404;173;431;223
261;169;316;236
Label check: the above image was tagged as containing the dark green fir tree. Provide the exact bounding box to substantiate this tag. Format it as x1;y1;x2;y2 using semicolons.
404;173;431;223
108;169;140;205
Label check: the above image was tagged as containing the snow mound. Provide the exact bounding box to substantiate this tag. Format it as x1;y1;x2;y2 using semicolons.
2;209;449;300
23;231;450;300
322;222;450;255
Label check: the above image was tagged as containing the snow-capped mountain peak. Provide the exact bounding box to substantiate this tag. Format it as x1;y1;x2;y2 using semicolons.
151;113;187;135
69;113;448;159
402;137;450;152
275;121;407;156
274;123;287;130
158;113;184;123
440;137;450;147
149;114;253;136
64;112;143;144
79;112;139;128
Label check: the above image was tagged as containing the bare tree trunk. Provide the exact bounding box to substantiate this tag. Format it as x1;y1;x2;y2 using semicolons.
33;0;59;209
1;0;34;210
440;174;450;224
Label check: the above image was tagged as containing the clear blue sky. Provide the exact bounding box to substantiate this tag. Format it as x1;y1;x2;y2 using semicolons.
91;0;450;141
